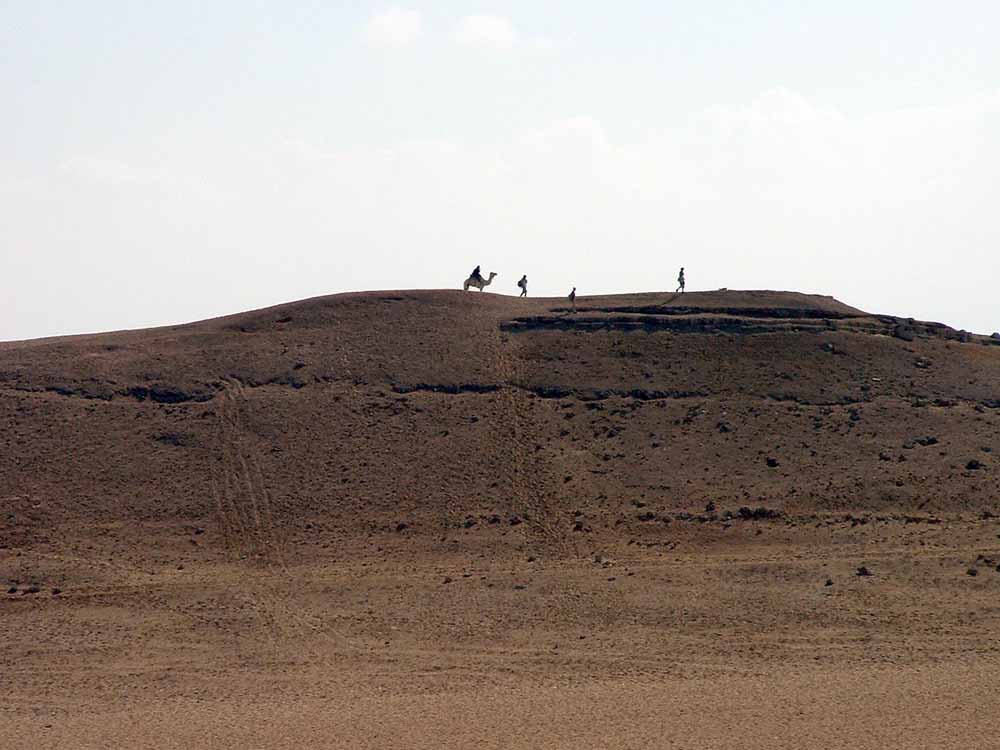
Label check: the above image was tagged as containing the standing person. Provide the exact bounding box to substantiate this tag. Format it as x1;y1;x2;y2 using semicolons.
676;267;685;293
517;275;528;297
568;287;576;313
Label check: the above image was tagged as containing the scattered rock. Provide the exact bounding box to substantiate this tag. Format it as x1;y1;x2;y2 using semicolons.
966;567;978;577
704;501;716;513
856;566;873;577
915;436;938;447
513;584;526;590
152;431;198;447
395;522;409;532
51;588;61;596
636;512;656;522
6;586;17;595
879;451;892;461
766;457;779;468
737;506;782;520
893;325;914;342
966;459;985;471
442;576;453;584
824;579;834;587
508;515;522;526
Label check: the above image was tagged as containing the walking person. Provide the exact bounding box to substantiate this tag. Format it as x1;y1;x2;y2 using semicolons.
517;275;528;298
676;267;685;294
568;286;576;313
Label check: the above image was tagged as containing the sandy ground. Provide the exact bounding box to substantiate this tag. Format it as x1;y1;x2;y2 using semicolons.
7;663;1000;750
4;526;1000;749
3;289;999;747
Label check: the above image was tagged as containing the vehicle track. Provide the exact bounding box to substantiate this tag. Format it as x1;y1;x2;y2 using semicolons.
211;378;286;565
485;327;575;556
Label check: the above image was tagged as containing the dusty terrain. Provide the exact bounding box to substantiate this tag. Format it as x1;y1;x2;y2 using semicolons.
2;289;999;748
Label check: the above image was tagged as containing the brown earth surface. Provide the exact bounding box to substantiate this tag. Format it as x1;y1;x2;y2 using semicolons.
2;289;999;748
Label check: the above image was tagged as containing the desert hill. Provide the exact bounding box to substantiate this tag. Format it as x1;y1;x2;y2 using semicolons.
2;289;997;541
3;289;1000;749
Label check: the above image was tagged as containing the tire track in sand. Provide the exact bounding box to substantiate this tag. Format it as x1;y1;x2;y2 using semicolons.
209;379;357;651
484;325;575;556
211;377;285;565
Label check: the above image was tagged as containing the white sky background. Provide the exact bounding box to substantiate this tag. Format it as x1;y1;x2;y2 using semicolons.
1;1;998;340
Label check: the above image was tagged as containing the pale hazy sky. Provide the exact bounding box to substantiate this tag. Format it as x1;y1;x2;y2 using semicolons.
2;2;999;341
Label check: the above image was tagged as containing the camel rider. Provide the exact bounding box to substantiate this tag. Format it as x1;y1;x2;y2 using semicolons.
471;265;483;283
517;275;528;297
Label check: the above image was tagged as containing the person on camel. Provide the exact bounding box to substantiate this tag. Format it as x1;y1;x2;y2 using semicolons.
471;265;483;283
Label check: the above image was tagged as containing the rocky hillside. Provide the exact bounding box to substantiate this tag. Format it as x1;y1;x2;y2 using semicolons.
2;289;998;561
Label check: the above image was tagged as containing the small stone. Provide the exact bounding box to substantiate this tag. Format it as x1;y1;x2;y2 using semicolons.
7;586;17;595
966;459;985;470
824;579;834;587
766;457;779;468
967;567;979;577
856;566;873;577
442;576;453;584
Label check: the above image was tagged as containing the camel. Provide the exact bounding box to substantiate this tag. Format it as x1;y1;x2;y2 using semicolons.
463;271;497;292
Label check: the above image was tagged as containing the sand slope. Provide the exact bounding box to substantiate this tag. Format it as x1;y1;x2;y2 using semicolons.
2;289;999;748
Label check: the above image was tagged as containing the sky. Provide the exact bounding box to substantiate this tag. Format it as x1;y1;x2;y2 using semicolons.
2;1;999;341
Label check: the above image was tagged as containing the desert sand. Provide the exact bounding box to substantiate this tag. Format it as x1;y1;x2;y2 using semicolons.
2;289;999;748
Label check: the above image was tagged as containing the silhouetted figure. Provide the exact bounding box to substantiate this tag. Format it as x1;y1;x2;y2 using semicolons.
471;265;483;283
517;275;528;297
568;286;576;313
676;267;685;293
